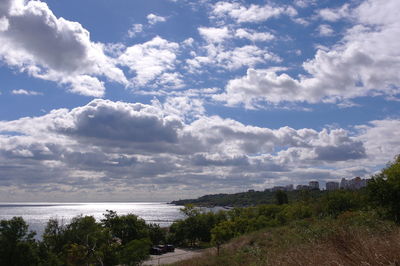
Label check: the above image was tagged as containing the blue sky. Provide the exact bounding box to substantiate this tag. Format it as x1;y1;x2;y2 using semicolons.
0;0;399;201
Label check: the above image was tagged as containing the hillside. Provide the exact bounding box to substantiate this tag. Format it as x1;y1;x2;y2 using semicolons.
172;214;400;266
171;189;325;207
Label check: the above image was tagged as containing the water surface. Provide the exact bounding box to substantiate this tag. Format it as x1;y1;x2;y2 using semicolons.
0;202;183;238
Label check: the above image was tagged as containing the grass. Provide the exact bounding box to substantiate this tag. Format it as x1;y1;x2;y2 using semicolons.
172;211;400;266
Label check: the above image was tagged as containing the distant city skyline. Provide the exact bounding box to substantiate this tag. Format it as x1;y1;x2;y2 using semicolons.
266;176;369;192
0;0;399;201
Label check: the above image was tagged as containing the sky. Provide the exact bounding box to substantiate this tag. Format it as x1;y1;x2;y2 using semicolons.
0;0;399;202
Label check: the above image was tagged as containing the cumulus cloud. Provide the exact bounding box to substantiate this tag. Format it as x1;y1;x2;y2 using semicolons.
235;28;274;42
0;99;398;200
0;0;127;97
211;1;297;23
189;26;278;72
318;4;350;22
187;44;279;73
215;0;400;108
118;36;180;87
147;13;167;25
317;24;334;36
356;119;400;164
198;26;230;43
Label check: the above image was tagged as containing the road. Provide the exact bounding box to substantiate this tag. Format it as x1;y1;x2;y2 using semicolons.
142;248;203;265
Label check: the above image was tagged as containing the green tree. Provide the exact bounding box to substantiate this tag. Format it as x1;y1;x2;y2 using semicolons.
119;238;151;266
147;223;166;245
63;215;111;265
368;155;400;222
0;217;39;266
101;210;149;245
320;190;362;217
275;190;289;205
211;221;235;255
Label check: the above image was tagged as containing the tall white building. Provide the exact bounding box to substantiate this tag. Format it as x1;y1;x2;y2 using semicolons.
340;177;369;190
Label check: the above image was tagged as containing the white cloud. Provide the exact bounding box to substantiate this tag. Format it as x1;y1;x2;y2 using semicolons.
187;44;279;72
215;0;400;108
356;119;400;165
0;99;398;200
11;89;42;95
318;4;350;22
118;36;179;87
294;0;316;8
0;16;9;31
0;0;127;97
212;2;297;23
235;28;274;42
317;24;334;36
156;72;185;89
198;26;230;43
147;13;166;25
182;37;194;47
127;23;143;38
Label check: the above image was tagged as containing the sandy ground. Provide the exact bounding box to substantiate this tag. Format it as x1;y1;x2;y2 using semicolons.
142;248;203;265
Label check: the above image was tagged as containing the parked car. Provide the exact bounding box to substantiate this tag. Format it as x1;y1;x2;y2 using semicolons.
166;244;175;252
150;246;163;255
156;245;168;253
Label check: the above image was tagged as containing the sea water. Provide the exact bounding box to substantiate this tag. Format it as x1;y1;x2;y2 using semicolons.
0;202;183;238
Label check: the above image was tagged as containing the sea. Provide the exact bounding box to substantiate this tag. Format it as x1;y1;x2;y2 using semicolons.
0;202;183;239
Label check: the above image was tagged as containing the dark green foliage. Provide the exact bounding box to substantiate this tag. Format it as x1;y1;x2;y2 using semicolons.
368;155;400;222
275;190;289;205
0;211;156;265
319;190;364;217
171;189;325;207
119;238;151;266
101;210;149;245
168;205;227;246
147;223;166;245
0;217;39;266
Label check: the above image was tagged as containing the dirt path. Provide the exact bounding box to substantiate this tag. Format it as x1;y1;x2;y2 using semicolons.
142;248;204;265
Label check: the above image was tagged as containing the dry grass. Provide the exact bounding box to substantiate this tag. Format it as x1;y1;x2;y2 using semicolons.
172;218;400;266
273;228;400;266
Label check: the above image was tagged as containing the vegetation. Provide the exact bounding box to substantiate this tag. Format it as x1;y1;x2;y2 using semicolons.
170;189;324;207
173;212;400;266
168;155;400;265
1;155;399;265
367;155;400;222
0;211;166;265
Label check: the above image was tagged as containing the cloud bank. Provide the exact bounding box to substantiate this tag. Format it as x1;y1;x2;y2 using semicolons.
0;99;398;201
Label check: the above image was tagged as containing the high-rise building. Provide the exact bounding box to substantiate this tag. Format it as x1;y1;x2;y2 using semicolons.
340;177;369;190
326;181;339;191
309;181;320;190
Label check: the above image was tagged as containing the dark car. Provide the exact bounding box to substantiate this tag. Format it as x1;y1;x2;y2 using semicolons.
156;245;168;253
166;244;175;252
150;246;163;255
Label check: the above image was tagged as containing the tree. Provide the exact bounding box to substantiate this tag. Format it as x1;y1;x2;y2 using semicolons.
119;238;151;266
0;217;39;266
368;155;400;222
211;221;235;255
101;210;149;245
275;190;289;205
147;223;166;245
320;190;360;217
63;215;110;265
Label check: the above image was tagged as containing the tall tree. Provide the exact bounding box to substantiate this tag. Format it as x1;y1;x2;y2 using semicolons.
368;155;400;222
275;190;289;205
